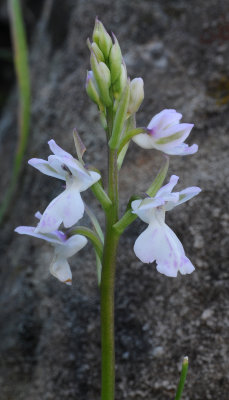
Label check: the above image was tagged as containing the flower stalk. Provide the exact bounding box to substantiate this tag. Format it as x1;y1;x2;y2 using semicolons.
100;140;120;400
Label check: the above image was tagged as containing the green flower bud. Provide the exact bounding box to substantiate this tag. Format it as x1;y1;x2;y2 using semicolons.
91;42;105;62
113;63;128;99
99;62;111;87
90;52;112;107
128;78;144;114
109;35;122;84
86;70;102;108
92;18;112;59
87;38;105;62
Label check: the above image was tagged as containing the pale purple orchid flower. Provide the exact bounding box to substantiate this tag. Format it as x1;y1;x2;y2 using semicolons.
28;140;100;233
15;212;87;285
131;175;201;277
132;109;198;155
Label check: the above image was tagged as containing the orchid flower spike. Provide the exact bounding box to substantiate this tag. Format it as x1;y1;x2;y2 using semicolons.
132;109;198;155
131;175;201;277
28;140;100;233
15;212;87;285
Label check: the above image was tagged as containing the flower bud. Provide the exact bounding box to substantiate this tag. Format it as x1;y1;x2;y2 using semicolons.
92;19;112;60
99;62;111;87
90;53;112;107
87;39;105;62
128;78;144;114
113;63;127;99
91;42;105;62
109;35;122;84
85;70;102;108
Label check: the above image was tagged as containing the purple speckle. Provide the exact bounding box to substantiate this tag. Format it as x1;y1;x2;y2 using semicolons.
55;230;67;242
147;128;156;136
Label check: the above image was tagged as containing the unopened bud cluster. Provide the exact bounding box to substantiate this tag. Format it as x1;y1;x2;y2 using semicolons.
86;19;144;140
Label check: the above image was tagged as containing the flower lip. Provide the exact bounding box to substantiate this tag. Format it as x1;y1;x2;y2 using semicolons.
131;175;201;277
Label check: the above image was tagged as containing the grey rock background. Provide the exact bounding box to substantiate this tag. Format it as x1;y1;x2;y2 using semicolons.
0;0;229;399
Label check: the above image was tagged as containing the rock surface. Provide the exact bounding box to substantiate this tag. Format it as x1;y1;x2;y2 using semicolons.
0;0;229;399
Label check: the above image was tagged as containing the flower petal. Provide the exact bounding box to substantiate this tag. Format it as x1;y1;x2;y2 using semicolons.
47;156;100;191
48;154;86;178
164;143;198;155
156;175;179;197
148;109;182;134
55;234;88;258
154;123;193;145
77;170;101;191
165;186;201;211
133;214;195;277
36;185;84;233
132;132;156;149
28;158;65;180
50;256;72;285
15;226;62;245
131;197;164;223
48;139;72;158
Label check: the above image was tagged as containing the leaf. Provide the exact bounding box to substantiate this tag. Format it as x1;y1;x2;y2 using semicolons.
0;0;31;224
146;156;169;197
73;128;86;164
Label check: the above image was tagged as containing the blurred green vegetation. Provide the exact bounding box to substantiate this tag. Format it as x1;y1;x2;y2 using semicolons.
0;0;31;224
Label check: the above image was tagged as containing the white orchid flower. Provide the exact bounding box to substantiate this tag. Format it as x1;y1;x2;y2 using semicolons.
28;140;100;233
132;109;198;155
15;212;87;285
131;175;201;277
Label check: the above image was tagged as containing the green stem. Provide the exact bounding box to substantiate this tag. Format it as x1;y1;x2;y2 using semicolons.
100;148;119;400
175;357;189;400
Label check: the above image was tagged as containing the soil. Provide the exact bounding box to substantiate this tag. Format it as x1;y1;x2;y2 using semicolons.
0;0;229;399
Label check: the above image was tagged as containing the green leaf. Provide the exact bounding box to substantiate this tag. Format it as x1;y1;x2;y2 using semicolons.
108;80;130;149
146;156;169;197
73;128;86;164
85;205;104;243
117;142;129;170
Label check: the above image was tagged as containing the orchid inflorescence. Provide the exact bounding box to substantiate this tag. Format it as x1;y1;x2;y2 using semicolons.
15;19;201;400
15;19;200;286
